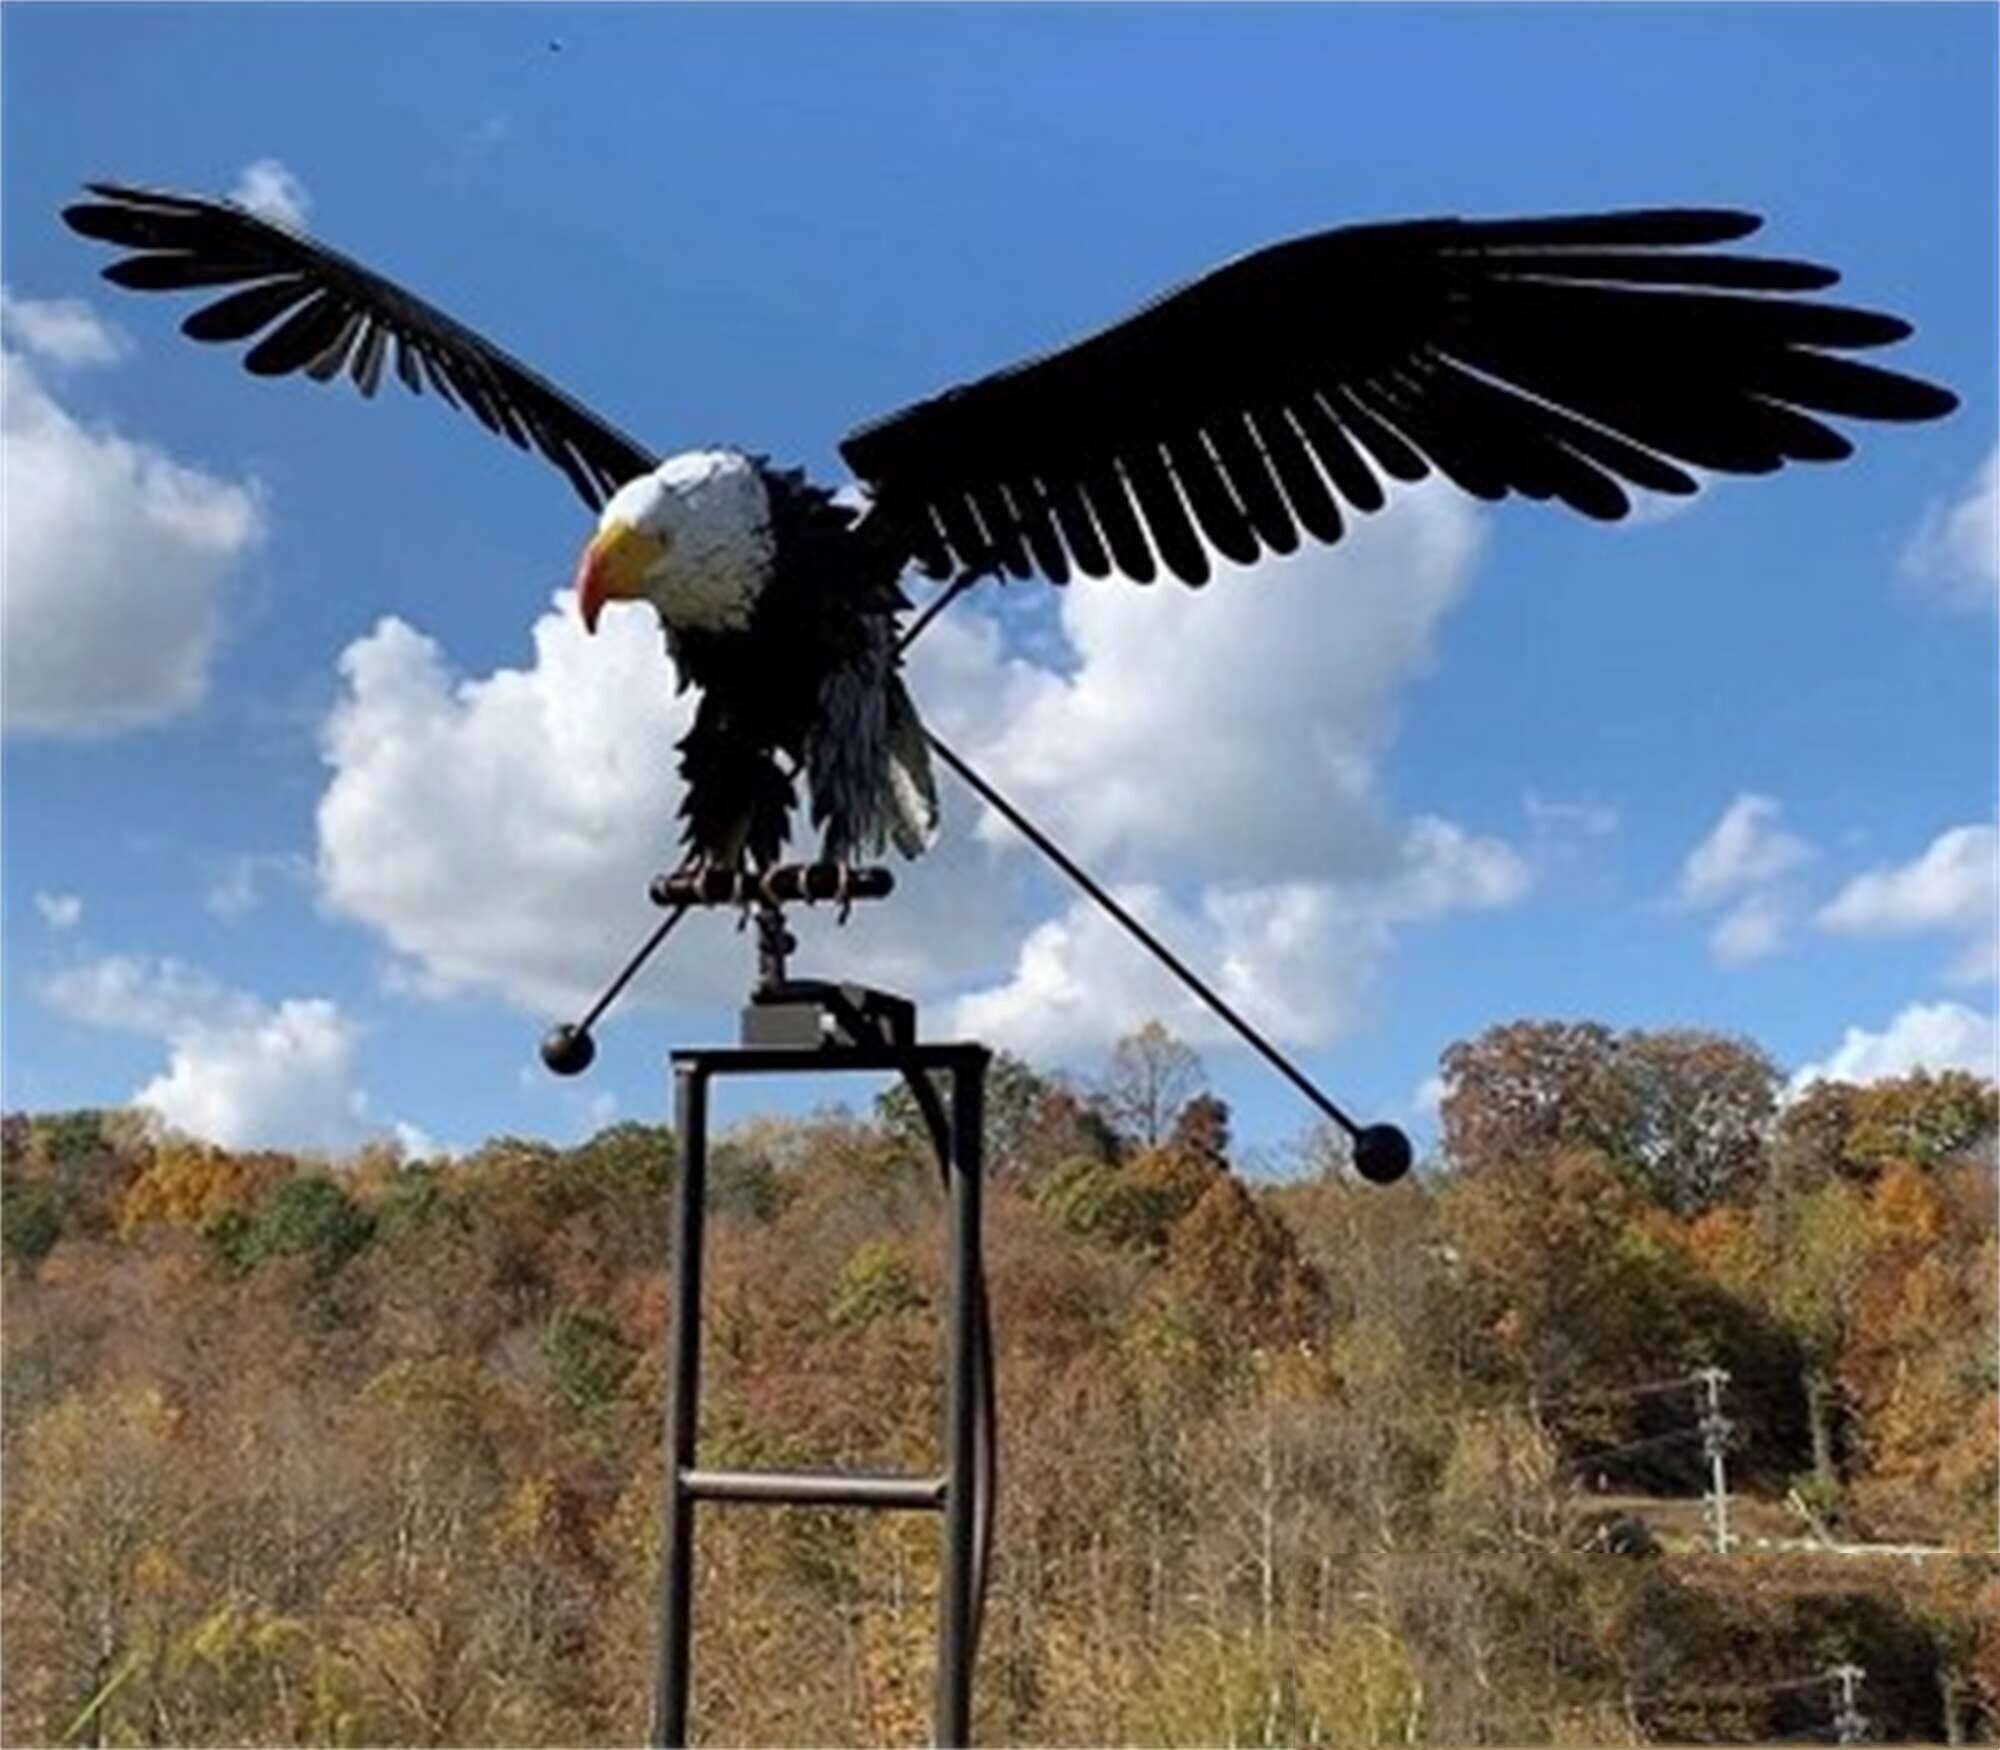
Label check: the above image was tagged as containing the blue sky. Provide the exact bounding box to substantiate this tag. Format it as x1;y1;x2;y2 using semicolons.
4;3;1994;1162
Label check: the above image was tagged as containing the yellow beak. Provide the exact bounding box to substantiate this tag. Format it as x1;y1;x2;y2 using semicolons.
574;519;667;634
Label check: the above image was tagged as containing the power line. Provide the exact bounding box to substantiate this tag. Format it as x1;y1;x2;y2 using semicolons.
1450;1373;1704;1422
1535;1374;1707;1409
1564;1424;1705;1467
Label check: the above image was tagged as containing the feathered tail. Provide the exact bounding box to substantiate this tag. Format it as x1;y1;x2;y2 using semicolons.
882;672;939;859
807;634;940;864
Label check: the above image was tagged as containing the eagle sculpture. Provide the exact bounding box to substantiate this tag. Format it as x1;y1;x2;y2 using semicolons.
62;185;1956;875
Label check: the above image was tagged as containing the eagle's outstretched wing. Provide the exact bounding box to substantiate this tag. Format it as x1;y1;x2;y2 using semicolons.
62;183;658;510
840;209;1958;586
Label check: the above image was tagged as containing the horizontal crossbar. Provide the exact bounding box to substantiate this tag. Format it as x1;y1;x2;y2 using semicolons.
680;1467;947;1510
672;1044;989;1077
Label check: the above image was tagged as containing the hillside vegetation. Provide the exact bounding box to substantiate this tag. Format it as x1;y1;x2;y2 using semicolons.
3;1020;1995;1746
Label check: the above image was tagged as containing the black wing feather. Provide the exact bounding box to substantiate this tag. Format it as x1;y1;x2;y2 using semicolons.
841;208;1956;586
62;181;657;511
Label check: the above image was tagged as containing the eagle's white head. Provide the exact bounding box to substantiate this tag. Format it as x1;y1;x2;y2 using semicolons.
574;449;776;636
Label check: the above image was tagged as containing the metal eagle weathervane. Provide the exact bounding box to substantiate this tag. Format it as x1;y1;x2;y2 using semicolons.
63;185;1956;881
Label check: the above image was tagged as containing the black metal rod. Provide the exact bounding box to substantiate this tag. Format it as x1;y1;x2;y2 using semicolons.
897;569;984;655
935;1052;986;1747
583;903;689;1036
898;1057;997;1663
673;1043;973;1077
922;731;1364;1140
652;1063;708;1750
682;1468;946;1509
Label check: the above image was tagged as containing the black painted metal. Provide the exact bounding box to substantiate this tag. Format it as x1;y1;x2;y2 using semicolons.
936;1058;984;1745
652;1061;708;1748
683;1468;947;1509
650;864;896;910
650;1038;990;1749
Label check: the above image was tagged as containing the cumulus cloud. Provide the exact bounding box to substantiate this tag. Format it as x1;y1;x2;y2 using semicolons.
229;158;311;230
1790;1000;1998;1093
1675;794;1814;968
1816;821;1998;984
1901;446;1998;614
950;814;1526;1059
2;314;263;737
950;881;1335;1055
33;891;83;931
0;288;129;368
941;481;1487;882
1709;891;1789;966
1679;794;1813;907
311;480;1525;1056
40;954;418;1153
317;599;750;1014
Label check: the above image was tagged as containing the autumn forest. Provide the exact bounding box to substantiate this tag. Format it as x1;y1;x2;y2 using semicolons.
3;1018;1996;1746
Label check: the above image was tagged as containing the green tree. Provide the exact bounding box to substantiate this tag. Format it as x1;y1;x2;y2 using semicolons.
540;1304;638;1419
214;1174;376;1278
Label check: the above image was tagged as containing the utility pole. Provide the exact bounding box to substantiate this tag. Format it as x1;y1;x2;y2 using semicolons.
1830;1662;1869;1744
1695;1366;1732;1554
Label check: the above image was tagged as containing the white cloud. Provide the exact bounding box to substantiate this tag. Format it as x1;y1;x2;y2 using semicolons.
1816;821;1998;984
42;955;249;1036
230;158;311;231
205;851;313;921
2;331;263;737
1411;1072;1449;1124
314;594;1050;1016
33;891;83;931
312;481;1525;1055
937;480;1487;882
1790;1000;1998;1093
0;289;129;368
947;816;1526;1059
1679;794;1814;907
316;600;718;1015
1901;446;1998;614
1710;890;1789;966
40;954;417;1153
1386;816;1532;918
950;879;1358;1056
391;1120;445;1161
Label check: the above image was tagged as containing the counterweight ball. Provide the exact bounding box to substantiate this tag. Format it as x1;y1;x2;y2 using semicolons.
1351;1122;1413;1185
540;1023;596;1077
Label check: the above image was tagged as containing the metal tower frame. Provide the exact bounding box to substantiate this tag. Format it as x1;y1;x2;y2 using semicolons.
644;906;991;1748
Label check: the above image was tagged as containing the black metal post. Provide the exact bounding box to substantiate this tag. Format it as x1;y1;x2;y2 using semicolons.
652;1062;709;1749
647;1039;991;1747
936;1054;985;1746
